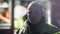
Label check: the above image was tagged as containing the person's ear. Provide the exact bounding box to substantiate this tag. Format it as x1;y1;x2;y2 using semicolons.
42;8;46;16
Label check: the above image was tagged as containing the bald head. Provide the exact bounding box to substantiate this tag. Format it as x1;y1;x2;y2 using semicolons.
28;1;44;24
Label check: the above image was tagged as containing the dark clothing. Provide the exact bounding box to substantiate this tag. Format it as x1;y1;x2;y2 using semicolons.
27;20;60;34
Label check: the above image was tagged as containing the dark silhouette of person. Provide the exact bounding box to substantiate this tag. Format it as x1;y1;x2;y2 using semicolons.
26;1;60;34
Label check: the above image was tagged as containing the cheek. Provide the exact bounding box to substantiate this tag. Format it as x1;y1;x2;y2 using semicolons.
3;11;9;18
29;11;41;21
29;15;41;24
29;15;41;21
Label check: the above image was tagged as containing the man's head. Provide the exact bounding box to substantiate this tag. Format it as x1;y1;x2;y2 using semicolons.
28;1;45;24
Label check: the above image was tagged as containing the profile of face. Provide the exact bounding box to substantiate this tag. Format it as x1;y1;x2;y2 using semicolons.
29;2;44;24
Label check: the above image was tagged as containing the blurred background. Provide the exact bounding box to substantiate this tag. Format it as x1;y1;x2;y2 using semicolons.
0;0;12;29
0;0;12;34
